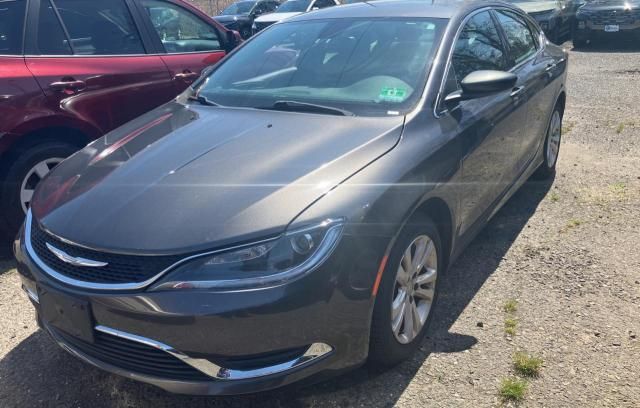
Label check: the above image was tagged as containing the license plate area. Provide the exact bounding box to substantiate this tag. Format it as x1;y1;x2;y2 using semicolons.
38;284;94;343
604;25;620;32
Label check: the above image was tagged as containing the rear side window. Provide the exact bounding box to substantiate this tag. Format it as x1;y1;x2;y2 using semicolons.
0;0;26;55
141;0;222;53
38;0;145;55
450;11;506;87
494;10;537;66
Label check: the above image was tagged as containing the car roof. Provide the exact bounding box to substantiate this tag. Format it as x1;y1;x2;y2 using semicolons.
287;0;517;21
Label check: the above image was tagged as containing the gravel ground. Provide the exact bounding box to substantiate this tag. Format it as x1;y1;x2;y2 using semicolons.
1;41;639;407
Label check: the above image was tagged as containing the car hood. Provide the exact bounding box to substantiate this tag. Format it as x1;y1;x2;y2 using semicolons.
32;100;404;255
255;12;302;23
580;0;639;11
517;1;559;14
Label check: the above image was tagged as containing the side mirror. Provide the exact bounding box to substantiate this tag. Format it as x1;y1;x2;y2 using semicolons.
444;70;517;106
225;30;242;52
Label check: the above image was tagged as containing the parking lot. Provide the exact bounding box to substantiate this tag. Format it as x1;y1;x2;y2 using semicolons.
1;40;639;407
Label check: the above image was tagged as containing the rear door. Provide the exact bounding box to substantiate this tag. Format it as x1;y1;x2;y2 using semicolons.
493;8;549;170
24;0;175;135
136;0;227;94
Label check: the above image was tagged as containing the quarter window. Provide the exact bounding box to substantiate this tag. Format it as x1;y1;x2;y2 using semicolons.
141;0;222;53
0;0;26;55
49;0;145;55
494;10;537;66
450;11;507;89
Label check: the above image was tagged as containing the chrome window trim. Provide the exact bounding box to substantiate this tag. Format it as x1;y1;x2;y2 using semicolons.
49;323;333;381
433;6;541;118
22;50;225;58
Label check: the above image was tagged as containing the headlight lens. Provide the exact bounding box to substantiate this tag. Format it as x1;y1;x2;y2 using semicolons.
150;218;344;291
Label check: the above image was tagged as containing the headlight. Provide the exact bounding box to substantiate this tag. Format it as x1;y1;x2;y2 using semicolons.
150;218;344;291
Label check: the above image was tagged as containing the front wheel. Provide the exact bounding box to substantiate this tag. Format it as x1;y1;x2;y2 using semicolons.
534;105;563;179
369;215;443;366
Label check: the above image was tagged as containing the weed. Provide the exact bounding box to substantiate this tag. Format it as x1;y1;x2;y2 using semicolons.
513;352;543;377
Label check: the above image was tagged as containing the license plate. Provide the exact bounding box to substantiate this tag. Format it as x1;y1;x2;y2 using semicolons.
38;285;94;343
604;25;620;32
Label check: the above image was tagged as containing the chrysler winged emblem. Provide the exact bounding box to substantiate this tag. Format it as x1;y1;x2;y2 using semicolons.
46;243;108;268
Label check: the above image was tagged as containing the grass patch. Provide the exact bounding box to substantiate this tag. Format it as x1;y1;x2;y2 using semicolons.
610;182;627;197
505;318;518;336
615;123;625;134
561;218;583;233
548;191;560;202
513;352;543;377
562;121;574;134
504;299;519;314
499;377;528;402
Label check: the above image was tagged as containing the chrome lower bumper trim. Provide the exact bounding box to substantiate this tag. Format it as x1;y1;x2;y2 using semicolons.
52;323;332;381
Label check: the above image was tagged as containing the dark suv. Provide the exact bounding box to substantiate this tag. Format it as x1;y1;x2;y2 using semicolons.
574;0;640;46
0;0;241;242
214;0;281;39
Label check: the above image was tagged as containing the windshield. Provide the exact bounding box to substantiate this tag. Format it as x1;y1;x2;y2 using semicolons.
195;18;447;117
276;0;311;13
221;1;256;15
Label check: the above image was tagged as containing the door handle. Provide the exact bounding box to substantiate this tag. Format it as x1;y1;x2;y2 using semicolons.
173;71;200;82
49;79;86;93
510;86;525;98
545;63;557;72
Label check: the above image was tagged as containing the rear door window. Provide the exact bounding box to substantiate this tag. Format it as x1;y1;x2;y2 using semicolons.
0;0;26;55
494;10;537;66
141;0;222;53
52;0;145;55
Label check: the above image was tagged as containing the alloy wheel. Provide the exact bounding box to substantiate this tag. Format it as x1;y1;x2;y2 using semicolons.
391;235;438;344
546;110;561;168
19;158;64;214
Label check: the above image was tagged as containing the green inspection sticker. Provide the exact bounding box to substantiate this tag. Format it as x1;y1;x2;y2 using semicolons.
379;87;408;103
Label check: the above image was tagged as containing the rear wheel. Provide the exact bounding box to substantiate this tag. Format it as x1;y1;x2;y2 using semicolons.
0;141;77;236
534;104;563;179
369;215;442;366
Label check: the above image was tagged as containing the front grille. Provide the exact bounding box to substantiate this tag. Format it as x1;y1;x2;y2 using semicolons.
53;327;211;381
30;221;183;285
586;9;640;25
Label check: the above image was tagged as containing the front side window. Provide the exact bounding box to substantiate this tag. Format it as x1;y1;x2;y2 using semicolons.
0;0;26;55
494;10;537;66
141;0;222;53
52;0;145;55
196;18;447;117
450;11;507;88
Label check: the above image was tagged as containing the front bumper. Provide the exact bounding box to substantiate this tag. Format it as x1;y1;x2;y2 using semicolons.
15;225;376;395
575;19;640;38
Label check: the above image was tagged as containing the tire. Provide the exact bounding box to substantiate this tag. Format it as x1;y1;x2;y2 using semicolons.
534;103;563;180
0;141;77;236
369;215;443;366
240;26;252;39
573;37;587;48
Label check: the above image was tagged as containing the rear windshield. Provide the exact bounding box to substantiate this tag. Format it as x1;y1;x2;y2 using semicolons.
221;1;256;15
0;0;26;55
196;18;447;117
276;0;311;13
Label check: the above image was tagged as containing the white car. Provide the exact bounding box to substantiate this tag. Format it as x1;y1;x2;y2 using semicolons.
252;0;340;33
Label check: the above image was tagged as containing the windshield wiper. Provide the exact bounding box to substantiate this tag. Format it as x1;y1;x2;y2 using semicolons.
258;100;354;116
187;94;219;107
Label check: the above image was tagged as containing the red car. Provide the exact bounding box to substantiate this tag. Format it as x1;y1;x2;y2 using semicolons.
0;0;241;238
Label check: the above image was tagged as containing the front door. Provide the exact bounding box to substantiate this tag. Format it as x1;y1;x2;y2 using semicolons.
137;0;227;94
24;0;175;135
439;10;527;234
